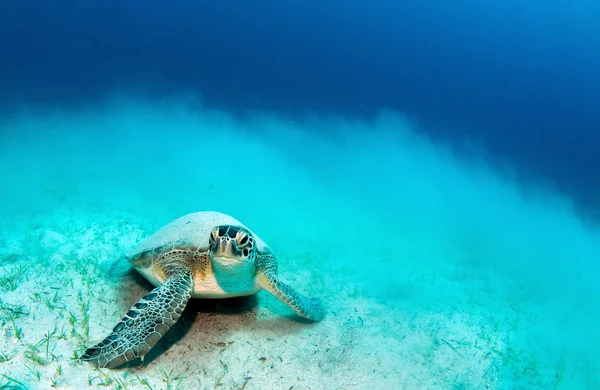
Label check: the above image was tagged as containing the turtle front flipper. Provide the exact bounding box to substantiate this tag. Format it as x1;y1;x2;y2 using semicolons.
256;251;325;322
80;268;193;369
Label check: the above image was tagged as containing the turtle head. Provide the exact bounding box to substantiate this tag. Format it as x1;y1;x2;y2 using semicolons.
209;225;256;273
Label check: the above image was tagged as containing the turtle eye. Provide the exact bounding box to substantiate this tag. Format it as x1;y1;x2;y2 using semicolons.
236;229;251;247
210;228;218;242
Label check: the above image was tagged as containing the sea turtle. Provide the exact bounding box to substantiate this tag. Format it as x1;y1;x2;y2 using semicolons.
80;211;325;369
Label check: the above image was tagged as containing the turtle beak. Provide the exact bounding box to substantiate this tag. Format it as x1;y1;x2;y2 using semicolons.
214;238;233;257
212;238;242;262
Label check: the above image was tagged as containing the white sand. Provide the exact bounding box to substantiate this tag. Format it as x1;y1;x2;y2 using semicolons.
0;94;598;389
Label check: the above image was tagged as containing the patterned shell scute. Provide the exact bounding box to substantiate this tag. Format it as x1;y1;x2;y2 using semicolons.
126;211;268;260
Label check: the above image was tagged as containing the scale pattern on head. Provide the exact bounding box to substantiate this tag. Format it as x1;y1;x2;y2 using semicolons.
209;224;257;263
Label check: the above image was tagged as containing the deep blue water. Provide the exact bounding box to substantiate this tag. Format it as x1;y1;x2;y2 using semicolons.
1;0;599;215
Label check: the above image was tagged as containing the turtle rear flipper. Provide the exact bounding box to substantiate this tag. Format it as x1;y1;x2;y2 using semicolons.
80;268;193;369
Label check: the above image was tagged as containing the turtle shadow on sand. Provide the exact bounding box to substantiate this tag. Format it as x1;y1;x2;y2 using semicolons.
108;268;319;369
115;268;260;368
142;295;261;367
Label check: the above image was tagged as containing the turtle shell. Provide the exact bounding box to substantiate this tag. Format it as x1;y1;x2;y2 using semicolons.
128;211;268;257
125;211;269;291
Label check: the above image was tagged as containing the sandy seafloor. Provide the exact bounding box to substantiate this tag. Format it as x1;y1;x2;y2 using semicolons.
1;94;599;389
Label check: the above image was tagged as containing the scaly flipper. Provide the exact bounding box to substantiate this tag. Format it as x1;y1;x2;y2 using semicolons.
256;250;325;321
80;267;193;369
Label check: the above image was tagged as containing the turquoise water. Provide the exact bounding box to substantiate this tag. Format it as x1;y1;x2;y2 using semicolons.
0;93;598;388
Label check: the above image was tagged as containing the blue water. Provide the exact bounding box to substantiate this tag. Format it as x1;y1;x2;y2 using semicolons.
2;1;599;214
0;1;599;389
